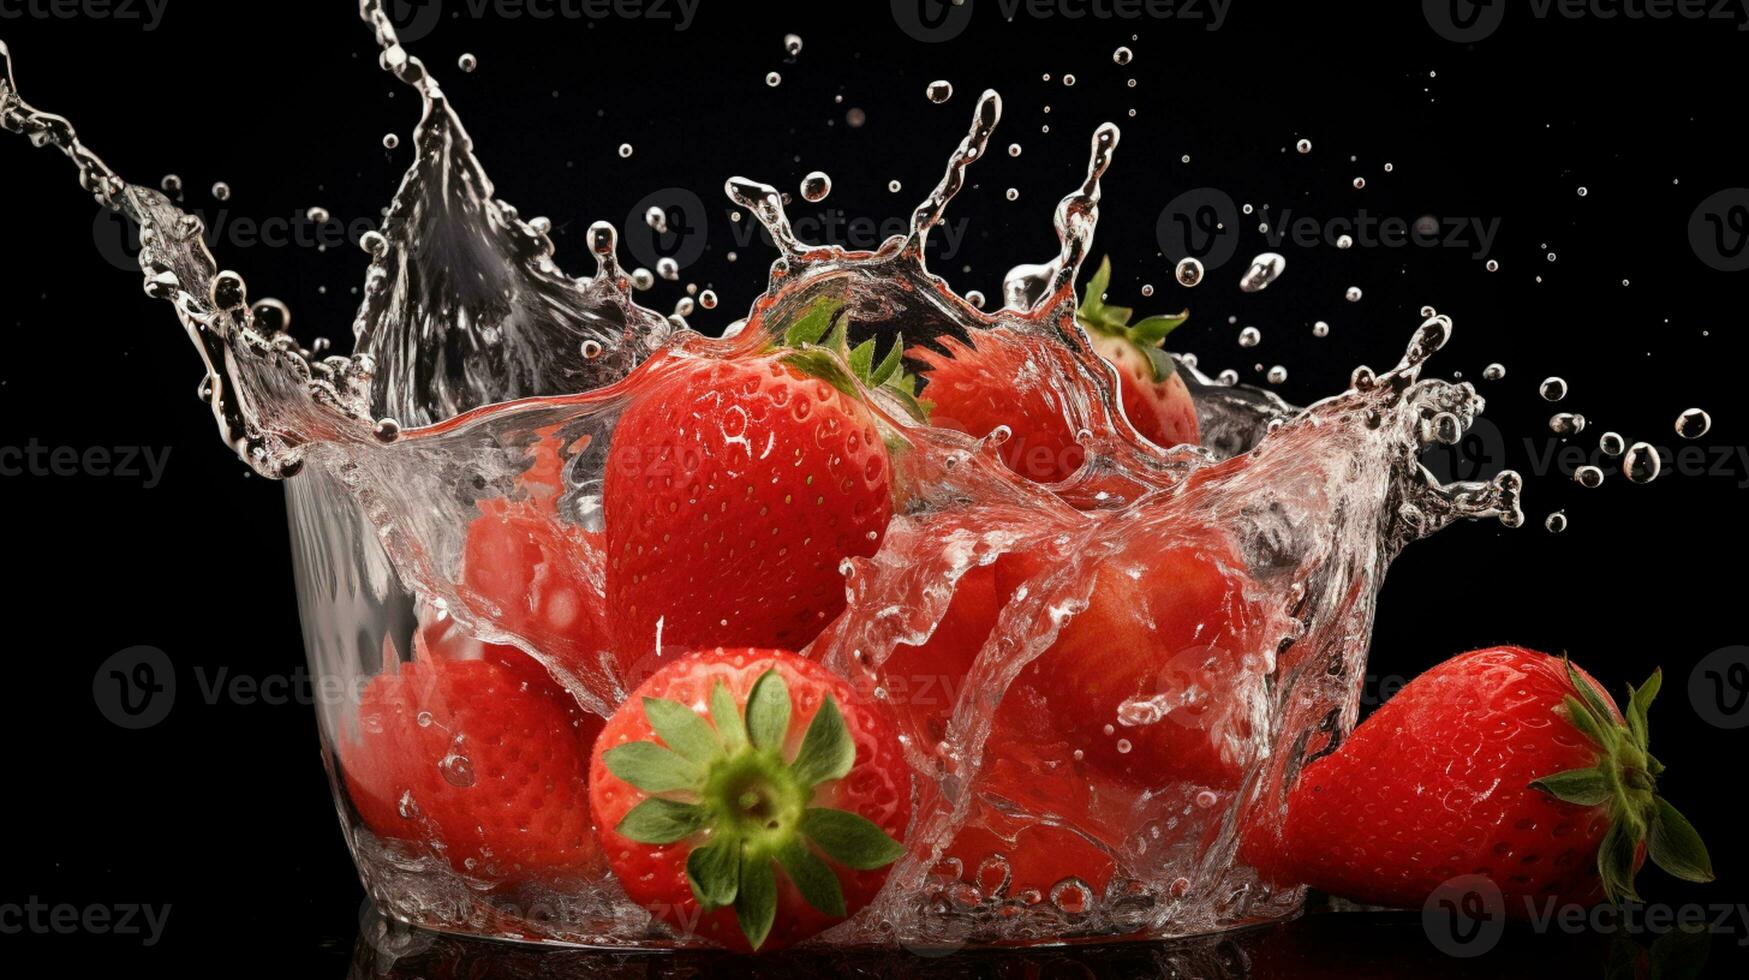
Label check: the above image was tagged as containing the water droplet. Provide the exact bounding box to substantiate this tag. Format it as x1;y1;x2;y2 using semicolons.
1577;186;1589;197
1344;286;1363;302
1675;408;1711;440
783;33;803;57
1485;259;1499;272
699;289;719;310
1267;365;1288;384
381;133;400;150
1005;187;1019;201
1175;257;1205;288
1539;377;1567;402
1482;363;1506;381
656;257;680;281
581;339;603;360
1574;465;1605;488
1113;46;1133;65
1239;252;1286;292
1545;511;1568;534
1623;443;1661;484
1238;326;1261;348
800;171;832;203
306;206;331;224
765;71;782;88
1335;234;1354;249
966;290;986;309
926;80;954;104
1312;321;1330;338
888;180;902;193
1062;74;1077;87
618;143;634;159
1296;138;1312;154
457;53;477;73
211;181;231;201
1550;413;1586;437
1217;369;1239;385
159;174;182;196
631;268;655;291
250;298;290;333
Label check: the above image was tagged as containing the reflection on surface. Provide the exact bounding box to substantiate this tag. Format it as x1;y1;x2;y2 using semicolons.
348;901;1725;979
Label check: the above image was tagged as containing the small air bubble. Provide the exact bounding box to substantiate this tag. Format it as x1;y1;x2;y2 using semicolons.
1675;408;1711;439
457;53;478;73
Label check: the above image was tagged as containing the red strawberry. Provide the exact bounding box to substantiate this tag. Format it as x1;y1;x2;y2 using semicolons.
914;257;1199;484
1249;646;1713;912
339;640;604;883
603;302;913;662
463;497;608;665
589;648;910;952
990;525;1262;792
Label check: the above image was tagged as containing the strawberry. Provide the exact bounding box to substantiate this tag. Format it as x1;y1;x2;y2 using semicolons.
913;257;1199;484
339;639;604;883
1075;256;1200;452
603;300;915;662
994;525;1262;791
589;648;910;952
1250;646;1713;912
463;497;608;666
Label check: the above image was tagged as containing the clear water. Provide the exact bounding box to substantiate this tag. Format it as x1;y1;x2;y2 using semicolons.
2;4;1525;948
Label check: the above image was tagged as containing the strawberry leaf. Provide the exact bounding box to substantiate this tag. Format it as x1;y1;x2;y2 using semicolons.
736;853;778;950
711;681;747;754
790;695;855;788
1627;668;1662;751
800;808;906;870
616;798;706;845
1647;796;1715;884
783;295;840;348
1562;694;1612;750
776;839;847;918
745;669;792;753
686;833;741;910
642;696;724;765
1598;817;1644;905
1529;767;1612;808
1075;256;1189;382
602;741;705;794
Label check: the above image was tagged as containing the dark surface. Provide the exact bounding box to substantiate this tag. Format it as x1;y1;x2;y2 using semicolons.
1;2;1745;975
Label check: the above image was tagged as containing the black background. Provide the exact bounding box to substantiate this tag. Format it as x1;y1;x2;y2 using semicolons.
2;1;1745;976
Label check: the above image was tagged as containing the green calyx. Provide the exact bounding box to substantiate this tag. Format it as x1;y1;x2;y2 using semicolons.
1076;256;1190;384
603;669;907;951
778;295;931;424
1529;659;1715;906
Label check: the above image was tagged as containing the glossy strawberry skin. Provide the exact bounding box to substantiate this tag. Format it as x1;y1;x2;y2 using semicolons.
1089;332;1200;450
603;355;894;661
339;646;604;883
913;331;1089;483
589;649;910;952
1258;646;1622;911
